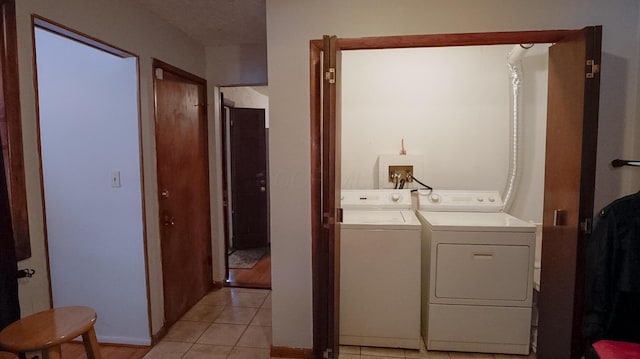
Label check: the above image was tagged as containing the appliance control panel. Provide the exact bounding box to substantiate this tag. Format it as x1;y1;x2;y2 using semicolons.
418;189;503;212
341;189;412;209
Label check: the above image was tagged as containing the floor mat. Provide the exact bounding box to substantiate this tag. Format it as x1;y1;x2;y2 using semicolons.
228;246;270;269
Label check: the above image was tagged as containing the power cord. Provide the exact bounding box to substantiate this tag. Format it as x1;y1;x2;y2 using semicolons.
409;174;433;194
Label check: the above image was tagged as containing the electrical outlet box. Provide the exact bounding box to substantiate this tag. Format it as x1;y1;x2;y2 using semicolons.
378;154;423;189
389;165;413;182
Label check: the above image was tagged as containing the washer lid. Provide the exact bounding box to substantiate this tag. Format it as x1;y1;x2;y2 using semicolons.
342;210;421;230
417;211;535;232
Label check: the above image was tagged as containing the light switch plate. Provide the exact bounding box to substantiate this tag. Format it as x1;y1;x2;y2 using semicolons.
111;171;121;188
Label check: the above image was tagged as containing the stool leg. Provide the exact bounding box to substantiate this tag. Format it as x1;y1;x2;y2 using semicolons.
81;327;102;359
41;346;61;359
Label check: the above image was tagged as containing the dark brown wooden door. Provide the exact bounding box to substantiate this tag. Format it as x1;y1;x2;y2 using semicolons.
0;117;19;331
320;35;342;359
154;61;213;328
537;26;601;359
229;107;269;250
0;0;30;261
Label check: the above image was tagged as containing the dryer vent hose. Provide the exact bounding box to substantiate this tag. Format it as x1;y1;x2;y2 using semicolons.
502;44;532;212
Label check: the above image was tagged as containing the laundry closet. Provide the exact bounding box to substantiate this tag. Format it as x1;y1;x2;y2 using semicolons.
339;44;550;354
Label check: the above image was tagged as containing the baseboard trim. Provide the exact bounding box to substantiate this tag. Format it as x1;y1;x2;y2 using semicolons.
151;325;168;345
213;280;224;290
271;346;313;358
67;340;150;349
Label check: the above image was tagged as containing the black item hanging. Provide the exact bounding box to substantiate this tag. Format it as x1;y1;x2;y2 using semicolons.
583;192;640;345
0;144;20;331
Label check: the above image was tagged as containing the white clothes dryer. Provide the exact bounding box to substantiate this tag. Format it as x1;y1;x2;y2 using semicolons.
340;189;422;349
416;190;535;355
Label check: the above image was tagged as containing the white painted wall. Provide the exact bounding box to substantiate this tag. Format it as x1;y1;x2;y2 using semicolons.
222;86;270;127
35;28;148;345
267;0;640;349
207;44;268;86
15;0;206;337
341;44;550;222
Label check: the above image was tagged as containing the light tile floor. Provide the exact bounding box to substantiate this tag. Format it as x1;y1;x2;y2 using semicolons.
339;341;537;359
145;287;536;359
144;287;273;359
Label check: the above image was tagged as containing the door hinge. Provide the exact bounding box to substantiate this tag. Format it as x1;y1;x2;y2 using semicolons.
325;68;336;84
323;348;333;359
323;213;334;229
337;208;343;223
580;217;593;235
553;209;567;227
586;59;600;79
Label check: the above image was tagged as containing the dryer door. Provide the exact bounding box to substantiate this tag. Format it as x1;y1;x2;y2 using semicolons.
434;243;531;304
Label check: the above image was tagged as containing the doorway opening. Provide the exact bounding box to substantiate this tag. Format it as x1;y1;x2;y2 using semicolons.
311;29;601;359
220;86;271;289
33;17;150;344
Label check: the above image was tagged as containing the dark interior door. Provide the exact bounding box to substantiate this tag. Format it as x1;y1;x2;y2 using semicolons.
154;61;213;328
537;26;602;359
229;107;269;250
0;126;19;331
0;0;30;261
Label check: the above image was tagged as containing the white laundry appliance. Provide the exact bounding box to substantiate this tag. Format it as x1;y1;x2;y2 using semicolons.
416;189;535;355
340;189;422;349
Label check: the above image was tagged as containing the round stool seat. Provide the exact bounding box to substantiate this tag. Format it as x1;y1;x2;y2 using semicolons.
0;306;102;359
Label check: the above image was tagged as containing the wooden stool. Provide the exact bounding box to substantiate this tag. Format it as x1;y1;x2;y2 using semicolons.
0;306;102;359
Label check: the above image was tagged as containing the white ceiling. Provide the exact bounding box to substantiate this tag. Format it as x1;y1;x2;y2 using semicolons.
133;0;266;47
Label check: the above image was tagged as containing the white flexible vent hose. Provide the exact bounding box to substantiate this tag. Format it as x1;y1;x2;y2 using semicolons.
502;44;532;212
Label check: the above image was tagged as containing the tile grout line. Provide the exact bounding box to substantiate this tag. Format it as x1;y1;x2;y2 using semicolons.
226;290;270;356
179;296;230;358
230;300;263;350
151;289;271;359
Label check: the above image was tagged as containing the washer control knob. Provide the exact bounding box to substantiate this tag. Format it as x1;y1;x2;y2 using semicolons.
477;197;484;202
430;194;440;203
391;193;401;202
488;196;495;202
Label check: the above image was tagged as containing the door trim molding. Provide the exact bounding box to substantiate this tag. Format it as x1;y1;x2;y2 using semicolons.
152;59;207;85
32;15;136;58
31;17;148;337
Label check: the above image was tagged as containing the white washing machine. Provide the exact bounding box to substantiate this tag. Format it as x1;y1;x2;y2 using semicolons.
340;189;422;349
416;189;535;355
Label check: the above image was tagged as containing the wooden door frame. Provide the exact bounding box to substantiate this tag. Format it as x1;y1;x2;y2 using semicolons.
31;16;152;338
310;28;592;358
220;95;233;283
221;102;272;288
